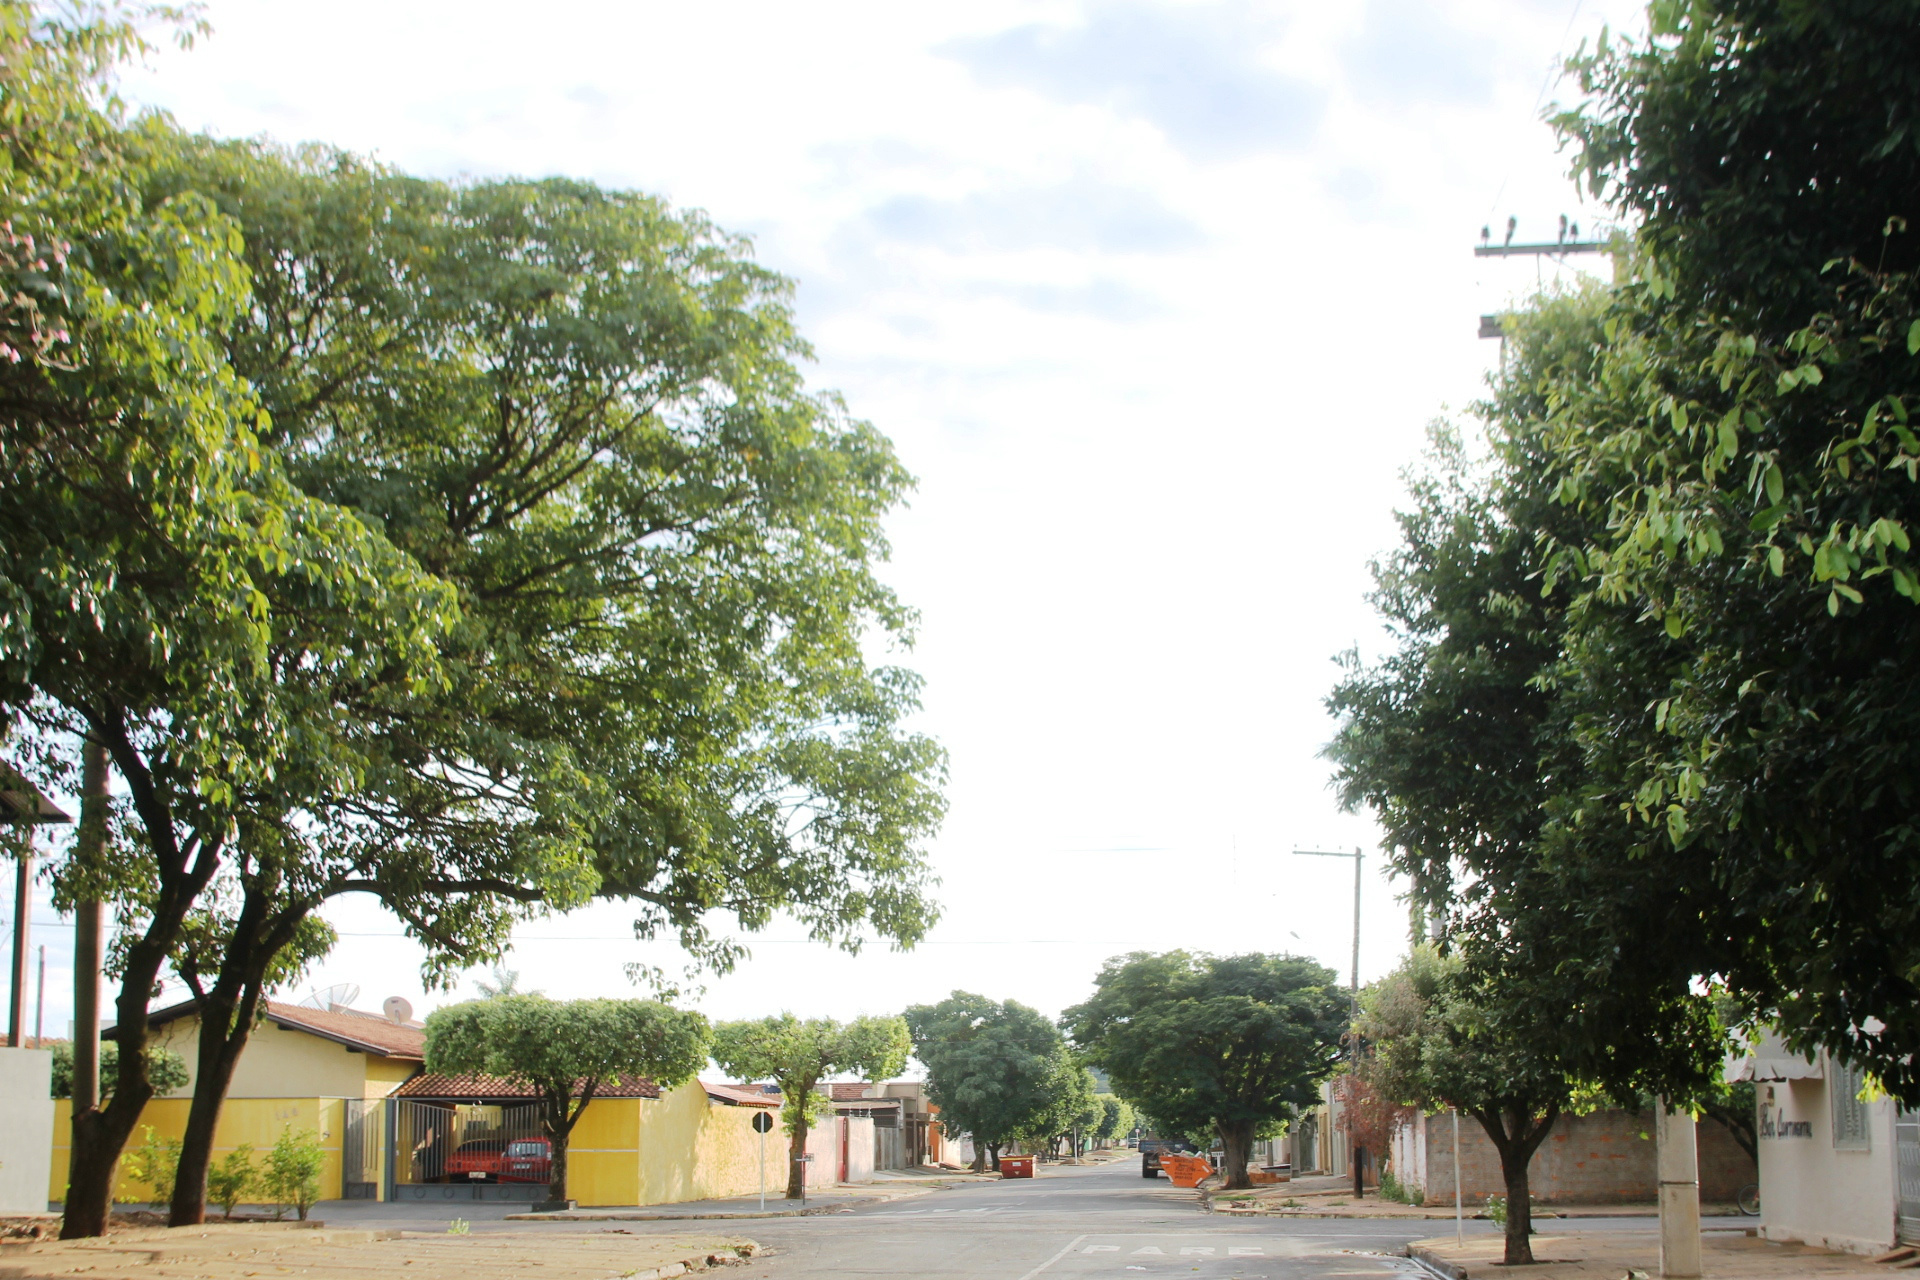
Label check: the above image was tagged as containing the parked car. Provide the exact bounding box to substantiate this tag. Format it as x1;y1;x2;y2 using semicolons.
500;1137;553;1184
443;1138;510;1182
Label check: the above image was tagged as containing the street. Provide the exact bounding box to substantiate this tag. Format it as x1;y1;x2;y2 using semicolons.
312;1161;1492;1279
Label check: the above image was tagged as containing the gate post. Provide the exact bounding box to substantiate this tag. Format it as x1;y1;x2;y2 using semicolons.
384;1097;398;1203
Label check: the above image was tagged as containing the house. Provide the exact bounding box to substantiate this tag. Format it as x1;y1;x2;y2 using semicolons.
1731;1030;1918;1254
828;1080;946;1170
50;996;427;1206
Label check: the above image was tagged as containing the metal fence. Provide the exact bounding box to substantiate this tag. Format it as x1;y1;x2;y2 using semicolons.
341;1099;383;1199
388;1099;548;1202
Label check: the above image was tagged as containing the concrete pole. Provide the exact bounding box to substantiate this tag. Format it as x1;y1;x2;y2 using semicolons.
1656;1098;1703;1278
71;741;109;1109
1453;1108;1463;1245
8;837;29;1047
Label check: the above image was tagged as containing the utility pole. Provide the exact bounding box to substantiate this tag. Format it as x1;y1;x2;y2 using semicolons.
1474;219;1615;346
72;741;108;1109
1294;846;1364;1189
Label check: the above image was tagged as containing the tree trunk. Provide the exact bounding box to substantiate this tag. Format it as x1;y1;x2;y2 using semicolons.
1217;1120;1255;1190
171;879;308;1226
971;1143;986;1173
64;716;226;1239
1469;1101;1560;1267
549;1130;570;1204
786;1111;810;1199
986;1142;1002;1172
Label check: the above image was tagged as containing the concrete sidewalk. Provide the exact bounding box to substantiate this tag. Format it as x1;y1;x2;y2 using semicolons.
1409;1227;1904;1278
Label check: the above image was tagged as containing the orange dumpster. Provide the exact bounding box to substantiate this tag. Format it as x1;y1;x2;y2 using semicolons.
1000;1156;1035;1179
1160;1153;1211;1188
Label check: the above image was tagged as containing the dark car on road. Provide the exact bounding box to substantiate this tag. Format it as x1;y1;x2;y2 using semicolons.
1138;1135;1195;1178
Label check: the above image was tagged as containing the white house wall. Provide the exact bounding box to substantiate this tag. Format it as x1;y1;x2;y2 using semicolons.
1757;1075;1897;1255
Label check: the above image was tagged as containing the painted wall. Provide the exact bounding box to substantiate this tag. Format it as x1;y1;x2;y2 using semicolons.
0;1048;55;1212
1402;1108;1755;1206
48;1096;346;1206
1757;1076;1897;1255
148;1016;415;1100
566;1084;824;1207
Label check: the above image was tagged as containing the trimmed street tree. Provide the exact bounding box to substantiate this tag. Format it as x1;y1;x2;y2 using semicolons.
1359;946;1581;1265
710;1015;910;1198
424;995;710;1204
1063;951;1348;1189
904;991;1066;1171
1014;1048;1098;1159
1094;1094;1135;1146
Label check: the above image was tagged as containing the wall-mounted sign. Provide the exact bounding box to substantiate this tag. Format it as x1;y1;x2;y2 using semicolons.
1760;1106;1813;1139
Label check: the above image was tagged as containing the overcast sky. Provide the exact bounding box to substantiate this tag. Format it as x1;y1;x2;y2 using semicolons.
13;0;1633;1040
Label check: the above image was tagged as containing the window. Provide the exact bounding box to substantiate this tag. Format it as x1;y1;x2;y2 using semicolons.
1832;1057;1872;1151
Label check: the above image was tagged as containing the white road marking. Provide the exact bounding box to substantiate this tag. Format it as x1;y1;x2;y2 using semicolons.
1178;1247;1215;1255
1228;1247;1264;1256
1131;1247;1166;1255
1013;1234;1087;1280
1082;1246;1120;1253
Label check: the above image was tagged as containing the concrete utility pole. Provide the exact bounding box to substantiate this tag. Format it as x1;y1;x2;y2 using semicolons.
1293;847;1365;1188
1656;1099;1703;1278
71;741;109;1109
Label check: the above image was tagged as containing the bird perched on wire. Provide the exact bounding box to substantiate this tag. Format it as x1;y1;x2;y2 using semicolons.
1504;215;1517;247
1558;213;1568;244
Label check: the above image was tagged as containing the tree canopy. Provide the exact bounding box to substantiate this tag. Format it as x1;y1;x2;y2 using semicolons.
904;991;1068;1170
1062;951;1347;1190
424;995;710;1203
710;1014;911;1198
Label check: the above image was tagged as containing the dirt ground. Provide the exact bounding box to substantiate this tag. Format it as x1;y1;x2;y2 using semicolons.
0;1221;759;1280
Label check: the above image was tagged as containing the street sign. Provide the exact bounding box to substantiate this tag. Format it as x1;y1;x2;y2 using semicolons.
752;1110;774;1134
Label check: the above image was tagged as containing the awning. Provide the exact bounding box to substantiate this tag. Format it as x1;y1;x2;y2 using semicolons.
1728;1055;1824;1082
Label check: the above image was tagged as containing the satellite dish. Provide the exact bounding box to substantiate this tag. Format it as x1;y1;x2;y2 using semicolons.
299;983;361;1011
383;996;414;1025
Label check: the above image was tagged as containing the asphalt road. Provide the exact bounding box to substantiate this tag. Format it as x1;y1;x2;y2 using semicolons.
315;1161;1488;1278
731;1161;1446;1280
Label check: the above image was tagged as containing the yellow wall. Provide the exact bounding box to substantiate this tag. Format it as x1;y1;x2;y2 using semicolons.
49;1097;346;1206
48;1081;781;1210
559;1083;782;1207
148;1016;416;1100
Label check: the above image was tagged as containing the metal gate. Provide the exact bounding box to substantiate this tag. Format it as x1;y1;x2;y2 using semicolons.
341;1099;383;1199
1897;1107;1920;1243
388;1099;549;1202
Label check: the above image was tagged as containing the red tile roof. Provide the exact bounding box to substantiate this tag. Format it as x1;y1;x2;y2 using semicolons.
260;1002;425;1060
393;1072;661;1100
830;1083;874;1100
126;998;425;1060
703;1081;779;1108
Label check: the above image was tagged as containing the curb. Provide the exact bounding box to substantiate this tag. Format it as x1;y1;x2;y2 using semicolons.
1405;1246;1468;1280
506;1190;931;1222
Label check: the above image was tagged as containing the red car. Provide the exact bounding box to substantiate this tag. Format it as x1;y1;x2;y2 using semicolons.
443;1139;509;1182
500;1137;553;1184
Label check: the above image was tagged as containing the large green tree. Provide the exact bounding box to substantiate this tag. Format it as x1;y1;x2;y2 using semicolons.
1528;0;1920;1096
710;1014;911;1198
1063;952;1347;1190
0;6;457;1238
39;118;947;1227
424;995;709;1204
904;991;1066;1171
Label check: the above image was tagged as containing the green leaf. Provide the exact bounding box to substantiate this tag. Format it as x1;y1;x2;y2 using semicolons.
1768;545;1786;576
1908;318;1920;355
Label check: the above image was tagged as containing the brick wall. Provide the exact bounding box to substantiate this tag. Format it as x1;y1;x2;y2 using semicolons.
1408;1109;1754;1205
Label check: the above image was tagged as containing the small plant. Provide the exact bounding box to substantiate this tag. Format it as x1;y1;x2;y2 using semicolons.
1486;1194;1506;1227
207;1145;258;1220
1282;1197;1301;1208
446;1218;471;1235
119;1126;183;1209
263;1127;325;1221
1379;1168;1425;1206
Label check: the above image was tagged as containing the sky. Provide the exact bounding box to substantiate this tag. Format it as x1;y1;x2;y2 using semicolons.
10;0;1632;1042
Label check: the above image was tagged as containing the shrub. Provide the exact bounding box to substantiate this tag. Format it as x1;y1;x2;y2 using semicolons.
118;1126;183;1208
263;1127;324;1221
207;1145;258;1219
